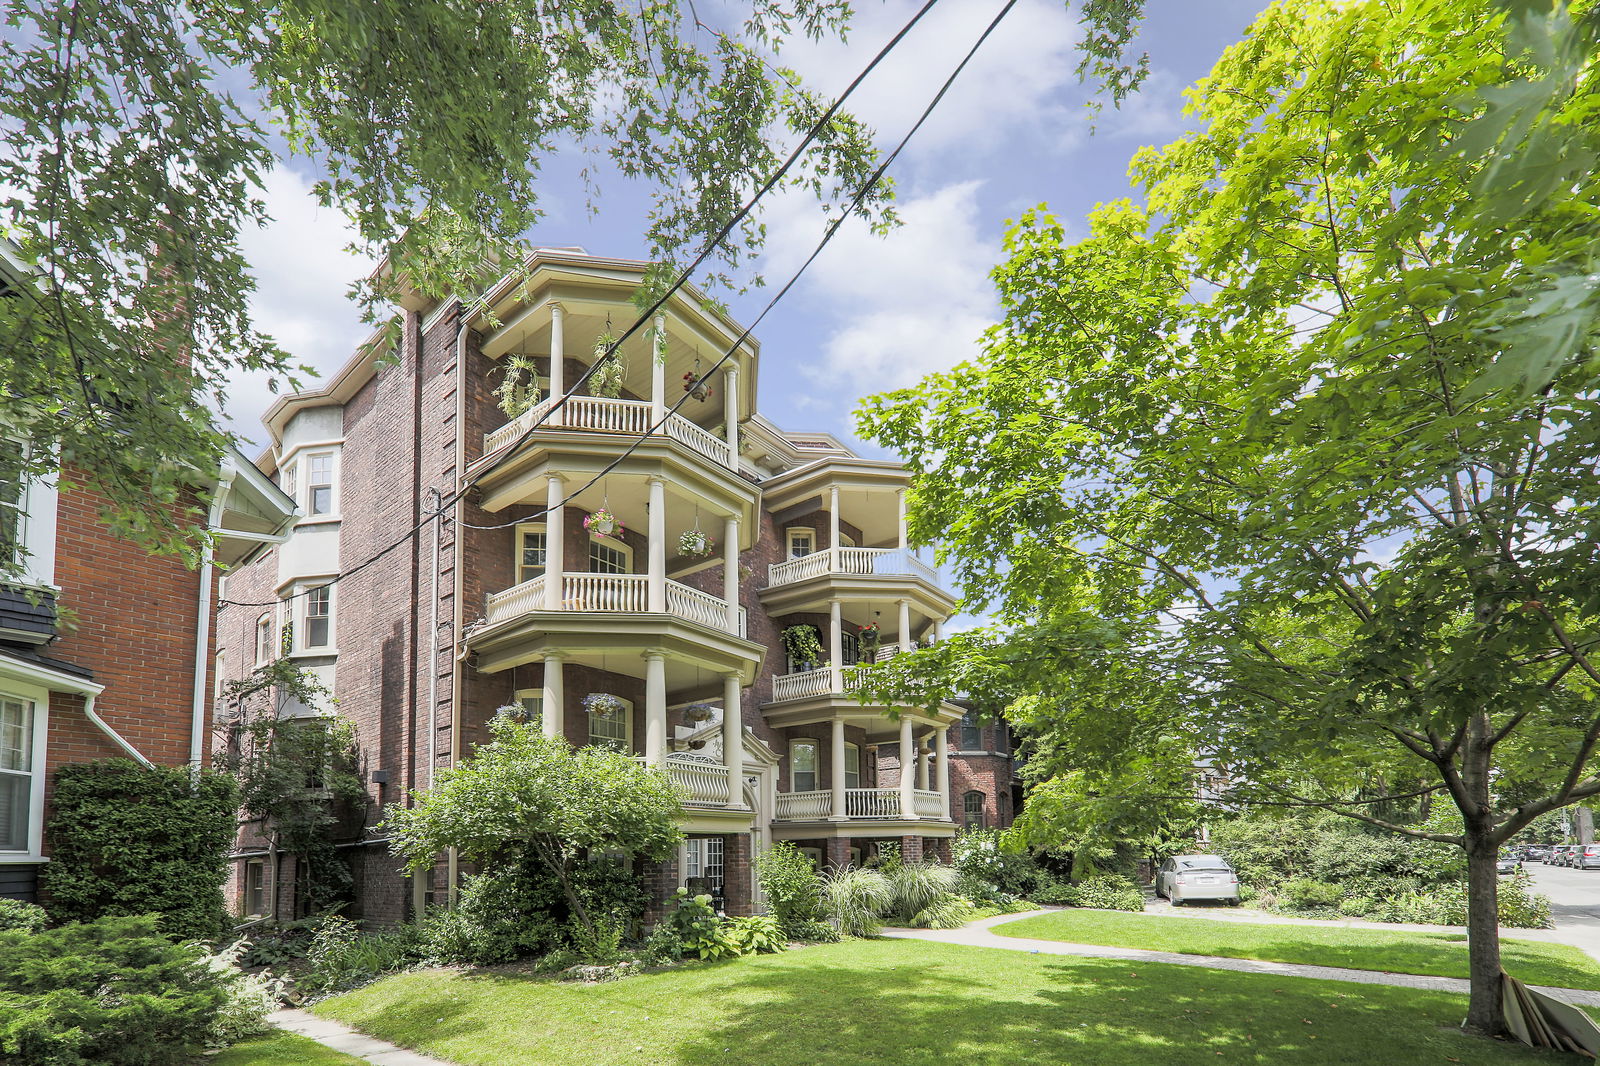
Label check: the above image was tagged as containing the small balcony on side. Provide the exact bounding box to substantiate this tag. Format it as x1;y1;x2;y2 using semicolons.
774;787;947;821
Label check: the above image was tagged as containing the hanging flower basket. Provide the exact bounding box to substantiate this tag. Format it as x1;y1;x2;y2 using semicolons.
683;371;712;402
859;622;880;641
582;692;626;720
683;702;715;724
678;528;713;557
584;509;622;538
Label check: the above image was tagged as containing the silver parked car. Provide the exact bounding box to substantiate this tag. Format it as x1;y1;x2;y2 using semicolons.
1155;854;1241;905
1496;852;1521;875
1579;845;1600;870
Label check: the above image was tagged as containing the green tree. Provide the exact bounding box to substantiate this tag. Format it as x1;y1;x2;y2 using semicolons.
0;0;1152;566
383;718;683;938
858;0;1600;1036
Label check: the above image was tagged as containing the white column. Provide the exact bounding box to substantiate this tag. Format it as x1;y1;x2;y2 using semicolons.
548;303;565;426
723;515;739;633
723;674;744;809
917;738;930;790
829;486;841;556
723;364;739;470
648;476;666;612
541;654;564;741
644;652;667;765
935;726;950;808
829;598;843;690
830;717;847;819
544;474;566;610
899;715;917;820
932;619;943;643
651;313;667;427
897;487;908;552
898;598;912;654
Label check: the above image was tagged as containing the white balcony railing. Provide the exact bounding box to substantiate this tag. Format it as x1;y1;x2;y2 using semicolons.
846;787;902;818
774;790;832;820
483;395;732;468
772;787;948;821
771;667;838;702
913;789;947;818
484;572;740;634
665;754;733;807
766;547;940;588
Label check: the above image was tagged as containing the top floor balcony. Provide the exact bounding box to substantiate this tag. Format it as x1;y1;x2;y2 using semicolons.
485;394;733;471
766;546;938;589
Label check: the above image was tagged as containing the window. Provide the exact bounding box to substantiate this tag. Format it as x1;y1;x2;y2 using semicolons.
588;536;630;574
510;688;545;731
959;710;983;751
0;695;37;851
844;742;860;789
786;528;814;559
587;696;632;752
243;859;267;918
963;791;986;829
255;614;274;665
0;445;24;568
516;523;547;582
304;585;332;648
684;837;725;905
307;453;334;515
279;461;297;504
840;630;859;667
790;740;818;791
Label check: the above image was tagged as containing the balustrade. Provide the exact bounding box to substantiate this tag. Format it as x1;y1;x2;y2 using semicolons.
770;667;838;702
482;396;730;467
766;547;940;588
664;755;732;806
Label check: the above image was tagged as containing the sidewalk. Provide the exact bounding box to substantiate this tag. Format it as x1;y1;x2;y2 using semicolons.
883;911;1600;1008
268;1009;456;1066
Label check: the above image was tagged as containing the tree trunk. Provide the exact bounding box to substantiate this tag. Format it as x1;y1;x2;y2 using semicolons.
1462;834;1505;1036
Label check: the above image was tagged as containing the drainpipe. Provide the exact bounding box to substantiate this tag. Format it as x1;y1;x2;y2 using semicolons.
85;693;155;768
448;304;470;903
190;468;233;770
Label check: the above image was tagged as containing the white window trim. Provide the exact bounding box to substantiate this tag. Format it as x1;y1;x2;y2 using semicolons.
843;742;861;790
254;613;275;666
303;450;339;520
515;522;548;584
302;583;334;652
784;527;815;559
587;695;633;752
0;679;49;860
280;578;338;657
0;437;59;590
513;687;545;728
242;857;267;919
587;534;632;574
789;739;819;792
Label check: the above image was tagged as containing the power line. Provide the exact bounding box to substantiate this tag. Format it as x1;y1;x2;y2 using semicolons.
223;0;1018;610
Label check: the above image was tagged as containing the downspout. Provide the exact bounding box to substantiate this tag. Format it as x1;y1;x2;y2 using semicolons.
85;693;155;768
190;468;233;769
448;303;471;903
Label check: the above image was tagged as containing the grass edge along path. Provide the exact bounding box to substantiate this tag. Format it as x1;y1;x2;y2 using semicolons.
209;1029;368;1066
313;938;1562;1065
993;908;1600;991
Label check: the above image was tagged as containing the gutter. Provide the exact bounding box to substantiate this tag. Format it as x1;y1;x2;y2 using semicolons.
190;467;234;769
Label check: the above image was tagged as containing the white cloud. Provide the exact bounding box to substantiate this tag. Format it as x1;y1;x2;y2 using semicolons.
219;167;374;448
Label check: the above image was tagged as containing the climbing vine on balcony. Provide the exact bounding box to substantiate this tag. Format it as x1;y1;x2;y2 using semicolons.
782;625;824;669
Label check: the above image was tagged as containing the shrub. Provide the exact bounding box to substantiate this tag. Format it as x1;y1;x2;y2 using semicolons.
0;900;48;934
300;915;422;995
884;862;961;924
820;867;894;937
907;895;973;930
783;919;841;943
1073;875;1144;912
0;914;231;1065
724;915;787;955
419;864;566;966
1032;880;1079;906
1276;878;1345;911
953;829;1049;899
657;890;738;961
41;761;238;941
755;842;823;933
202;939;284;1047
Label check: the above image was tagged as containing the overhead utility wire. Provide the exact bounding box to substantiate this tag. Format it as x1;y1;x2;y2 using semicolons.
221;0;943;610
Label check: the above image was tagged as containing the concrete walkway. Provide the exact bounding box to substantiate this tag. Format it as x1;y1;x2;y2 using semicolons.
268;1008;456;1066
883;911;1600;1008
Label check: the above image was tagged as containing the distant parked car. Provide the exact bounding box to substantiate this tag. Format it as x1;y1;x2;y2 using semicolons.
1551;845;1575;866
1155;855;1241;905
1522;845;1551;862
1497;852;1522;875
1579;845;1600;871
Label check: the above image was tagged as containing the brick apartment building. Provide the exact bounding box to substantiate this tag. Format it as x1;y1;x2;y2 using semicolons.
877;702;1025;834
215;248;985;922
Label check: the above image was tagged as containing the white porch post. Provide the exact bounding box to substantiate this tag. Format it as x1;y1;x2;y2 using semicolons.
829;486;841;557
548;302;565;426
544;474;566;610
898;598;912;654
828;598;843;690
935;726;950;806
830;717;847;819
723;515;739;633
897;487;908;552
932;619;943;643
899;716;917;820
723;364;739;470
644;652;667;765
648;476;666;612
723;673;744;809
541;654;564;741
917;737;930;790
651;313;667;428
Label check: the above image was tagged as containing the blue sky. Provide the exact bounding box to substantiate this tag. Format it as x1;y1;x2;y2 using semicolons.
229;0;1271;458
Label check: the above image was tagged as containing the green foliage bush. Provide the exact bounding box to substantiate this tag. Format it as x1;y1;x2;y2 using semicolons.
821;867;894;937
655;890;738;961
0;914;232;1065
40;761;239;941
1072;875;1144;912
420;866;563;966
754;842;822;934
724;915;787;955
1276;878;1345;911
1327;874;1551;929
0;900;48;934
952;829;1052;901
1031;880;1079;906
1210;808;1462;891
301;915;423;995
782;919;841;943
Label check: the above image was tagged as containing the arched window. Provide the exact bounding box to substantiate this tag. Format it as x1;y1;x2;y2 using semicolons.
963;790;987;829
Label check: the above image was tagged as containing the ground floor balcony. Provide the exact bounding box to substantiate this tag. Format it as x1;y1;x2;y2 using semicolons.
774;787;947;821
664;753;738;808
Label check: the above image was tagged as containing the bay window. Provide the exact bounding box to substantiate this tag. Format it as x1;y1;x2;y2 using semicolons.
0;692;40;853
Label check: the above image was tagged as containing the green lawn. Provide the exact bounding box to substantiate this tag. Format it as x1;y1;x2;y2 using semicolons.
208;1029;366;1065
315;938;1562;1065
994;909;1600;991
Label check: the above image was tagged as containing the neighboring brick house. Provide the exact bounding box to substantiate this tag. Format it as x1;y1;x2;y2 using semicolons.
215;248;967;923
877;701;1024;836
0;240;297;903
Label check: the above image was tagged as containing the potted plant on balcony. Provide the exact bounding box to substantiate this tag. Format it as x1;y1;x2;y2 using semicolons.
683;702;715;724
590;331;625;398
582;692;626;720
782;625;824;671
584;508;623;538
678;528;713;557
858;622;880;658
682;370;712;402
493;353;542;418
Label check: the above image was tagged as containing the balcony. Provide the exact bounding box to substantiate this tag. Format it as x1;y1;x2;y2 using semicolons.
484;395;732;469
770;664;882;703
774;788;947;821
664;754;737;807
766;547;937;589
485;572;745;636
